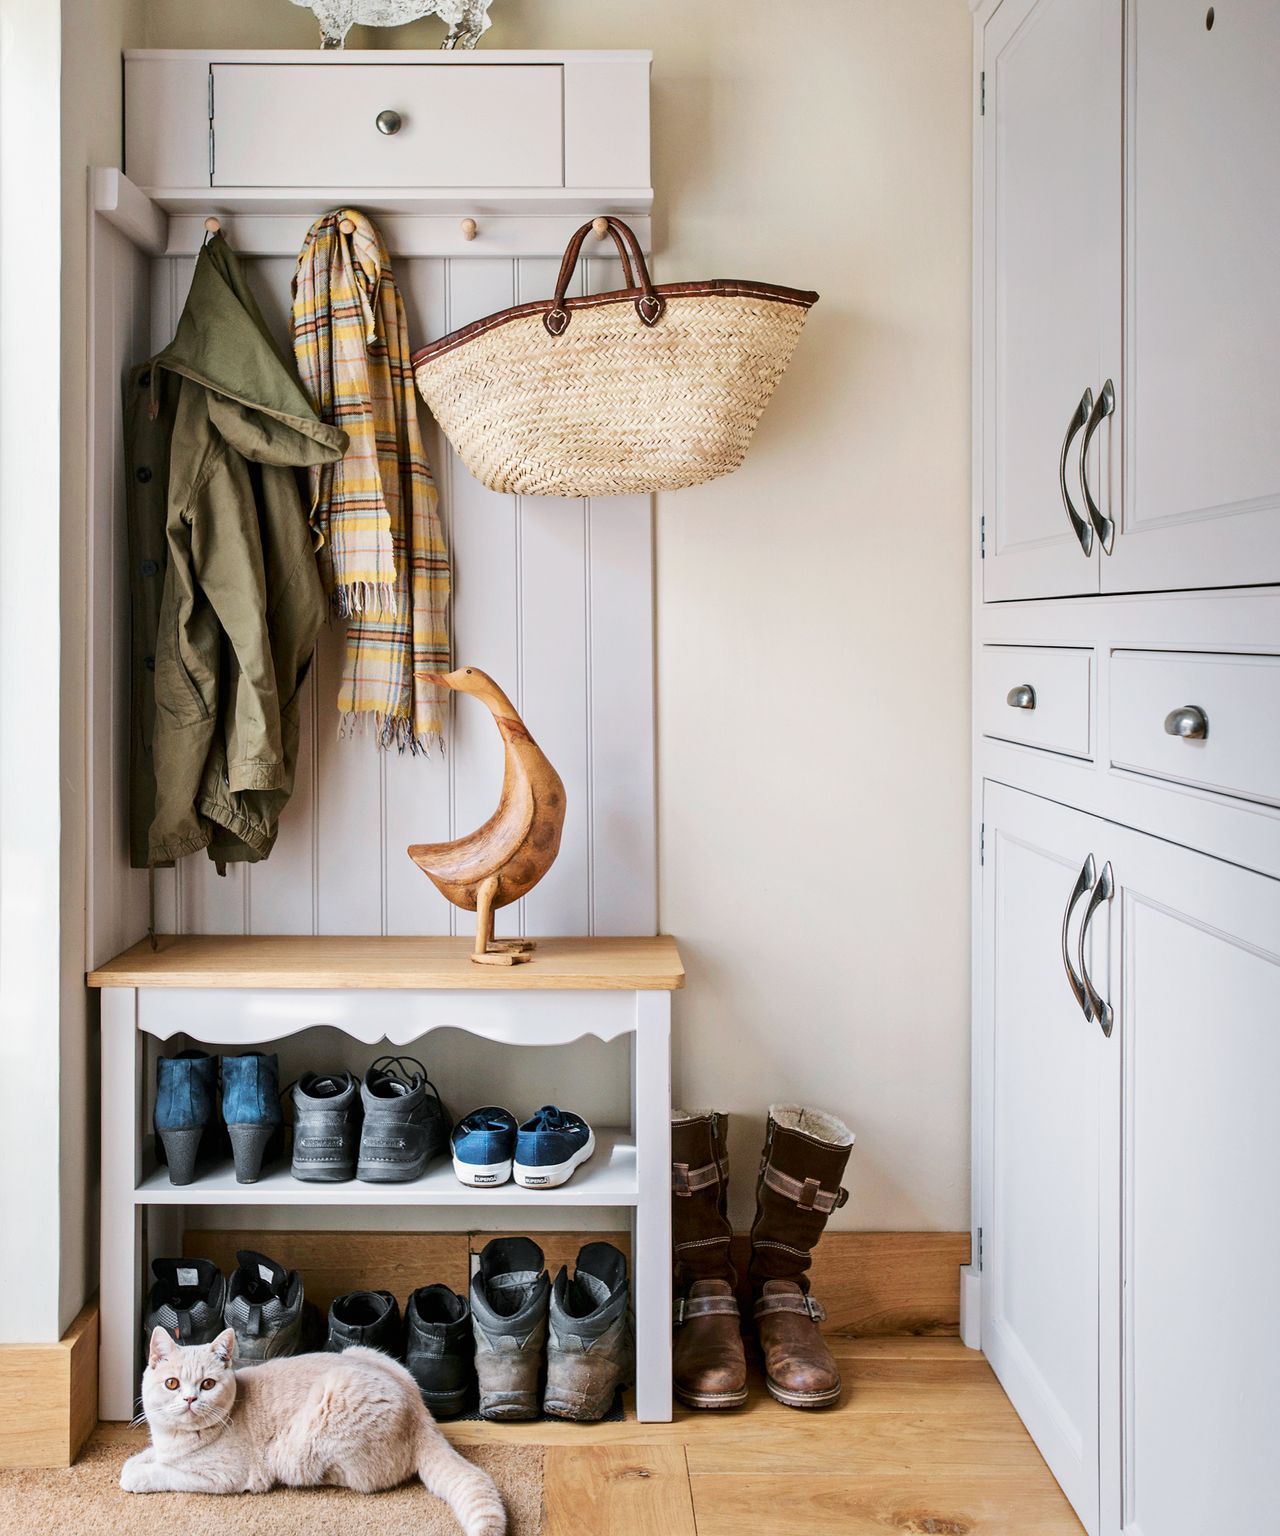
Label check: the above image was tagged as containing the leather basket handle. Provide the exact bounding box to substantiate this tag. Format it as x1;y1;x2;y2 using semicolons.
544;217;665;336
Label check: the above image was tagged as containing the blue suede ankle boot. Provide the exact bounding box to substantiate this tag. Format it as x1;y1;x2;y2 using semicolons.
221;1052;284;1184
154;1050;218;1186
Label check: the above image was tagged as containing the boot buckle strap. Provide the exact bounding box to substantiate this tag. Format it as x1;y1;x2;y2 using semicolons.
762;1164;847;1214
672;1157;726;1197
754;1292;827;1324
674;1295;741;1326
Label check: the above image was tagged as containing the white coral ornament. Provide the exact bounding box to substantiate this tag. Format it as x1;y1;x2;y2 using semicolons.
290;0;494;50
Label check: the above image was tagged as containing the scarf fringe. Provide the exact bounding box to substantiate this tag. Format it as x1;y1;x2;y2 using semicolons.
337;709;446;759
332;581;398;620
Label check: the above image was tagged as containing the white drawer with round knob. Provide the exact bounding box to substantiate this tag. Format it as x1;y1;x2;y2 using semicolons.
1110;649;1280;808
210;63;565;188
978;645;1093;758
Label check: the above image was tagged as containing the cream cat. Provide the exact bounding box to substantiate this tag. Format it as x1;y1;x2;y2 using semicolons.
122;1326;505;1535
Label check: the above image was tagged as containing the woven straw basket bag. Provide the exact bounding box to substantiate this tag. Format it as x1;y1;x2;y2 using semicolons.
411;217;818;497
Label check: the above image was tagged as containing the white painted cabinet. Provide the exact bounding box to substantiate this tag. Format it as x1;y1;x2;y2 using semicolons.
979;0;1120;602
981;781;1280;1535
981;784;1114;1535
1097;816;1280;1536
978;0;1280;601
1105;0;1280;593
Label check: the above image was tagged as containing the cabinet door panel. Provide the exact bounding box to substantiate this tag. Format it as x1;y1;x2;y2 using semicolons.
1107;0;1280;591
1098;827;1280;1534
982;782;1112;1534
981;0;1118;601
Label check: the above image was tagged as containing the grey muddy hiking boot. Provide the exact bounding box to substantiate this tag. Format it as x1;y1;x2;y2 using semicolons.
224;1249;304;1363
143;1257;226;1348
357;1055;449;1183
471;1236;549;1420
545;1242;632;1421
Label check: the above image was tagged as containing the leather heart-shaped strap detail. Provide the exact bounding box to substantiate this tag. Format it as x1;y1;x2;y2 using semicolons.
543;306;570;337
636;293;665;327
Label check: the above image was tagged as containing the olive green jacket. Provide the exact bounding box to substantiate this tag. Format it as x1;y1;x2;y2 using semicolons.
126;235;347;868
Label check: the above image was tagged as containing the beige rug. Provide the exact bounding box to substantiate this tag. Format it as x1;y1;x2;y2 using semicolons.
0;1432;543;1536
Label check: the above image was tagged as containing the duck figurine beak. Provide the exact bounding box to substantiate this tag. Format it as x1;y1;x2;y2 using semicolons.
416;667;473;691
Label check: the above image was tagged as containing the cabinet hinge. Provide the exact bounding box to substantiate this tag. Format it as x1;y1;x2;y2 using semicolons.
980;71;986;116
980;514;986;559
977;1226;984;1272
208;70;215;182
980;822;985;867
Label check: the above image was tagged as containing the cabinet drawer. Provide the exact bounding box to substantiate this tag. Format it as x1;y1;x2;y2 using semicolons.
978;645;1092;758
1110;650;1280;808
211;64;564;188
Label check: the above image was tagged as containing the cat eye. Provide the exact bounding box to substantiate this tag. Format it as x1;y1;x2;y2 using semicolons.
200;1378;216;1390
165;1377;179;1391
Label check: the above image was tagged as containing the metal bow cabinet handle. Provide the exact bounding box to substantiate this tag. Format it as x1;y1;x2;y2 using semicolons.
1060;855;1115;1036
1078;379;1116;554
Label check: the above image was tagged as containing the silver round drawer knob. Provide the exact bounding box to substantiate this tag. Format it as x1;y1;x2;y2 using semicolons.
375;109;403;136
1006;683;1036;710
1164;704;1208;740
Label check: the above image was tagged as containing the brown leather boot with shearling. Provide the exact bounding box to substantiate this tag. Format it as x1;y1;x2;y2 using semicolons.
671;1110;747;1410
748;1104;855;1409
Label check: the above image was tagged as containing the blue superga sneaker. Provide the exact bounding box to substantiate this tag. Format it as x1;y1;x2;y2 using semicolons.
513;1106;596;1189
451;1106;518;1187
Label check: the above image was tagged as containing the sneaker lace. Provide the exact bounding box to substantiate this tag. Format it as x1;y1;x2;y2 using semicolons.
529;1105;568;1132
459;1107;514;1135
370;1054;440;1099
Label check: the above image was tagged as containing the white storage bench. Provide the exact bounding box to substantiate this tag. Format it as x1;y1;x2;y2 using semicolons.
89;935;680;1423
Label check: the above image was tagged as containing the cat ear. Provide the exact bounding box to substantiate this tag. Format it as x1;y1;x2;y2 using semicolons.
148;1326;177;1367
210;1327;237;1366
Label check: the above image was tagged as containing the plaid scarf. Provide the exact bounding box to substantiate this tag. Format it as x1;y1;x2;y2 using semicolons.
292;208;450;752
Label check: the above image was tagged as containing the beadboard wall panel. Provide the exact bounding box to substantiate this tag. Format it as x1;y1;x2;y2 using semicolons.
91;250;654;961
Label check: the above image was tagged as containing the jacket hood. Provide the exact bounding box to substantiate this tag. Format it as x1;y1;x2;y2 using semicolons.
154;233;348;468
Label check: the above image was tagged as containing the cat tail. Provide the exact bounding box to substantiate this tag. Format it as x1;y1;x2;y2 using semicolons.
416;1421;507;1536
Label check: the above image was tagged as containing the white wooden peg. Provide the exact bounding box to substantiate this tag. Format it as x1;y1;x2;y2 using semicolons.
339;216;357;235
592;217;610;240
203;216;221;237
460;217;478;241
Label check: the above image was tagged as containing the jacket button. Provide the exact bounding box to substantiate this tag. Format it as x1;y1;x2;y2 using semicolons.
136;466;153;484
141;559;159;577
145;656;155;672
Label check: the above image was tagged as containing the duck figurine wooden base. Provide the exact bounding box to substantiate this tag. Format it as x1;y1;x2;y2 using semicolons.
408;667;566;965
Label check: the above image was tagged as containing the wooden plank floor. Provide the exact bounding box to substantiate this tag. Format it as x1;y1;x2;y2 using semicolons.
446;1338;1086;1535
92;1339;1083;1535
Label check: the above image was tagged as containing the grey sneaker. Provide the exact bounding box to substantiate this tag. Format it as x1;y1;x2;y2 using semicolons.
405;1285;475;1417
470;1236;549;1421
544;1242;633;1421
292;1071;361;1182
223;1249;303;1363
143;1257;226;1348
357;1055;450;1183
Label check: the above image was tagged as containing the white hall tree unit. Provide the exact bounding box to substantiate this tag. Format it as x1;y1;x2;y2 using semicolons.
972;1;1280;1532
87;50;679;1419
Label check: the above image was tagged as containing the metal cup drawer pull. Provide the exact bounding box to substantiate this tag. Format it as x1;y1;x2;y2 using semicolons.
1006;684;1036;710
1164;704;1209;740
375;109;404;135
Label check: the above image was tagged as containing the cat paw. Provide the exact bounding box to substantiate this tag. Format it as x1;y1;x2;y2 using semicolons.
120;1453;160;1493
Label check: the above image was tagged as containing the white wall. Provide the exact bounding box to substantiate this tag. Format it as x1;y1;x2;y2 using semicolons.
84;0;973;1266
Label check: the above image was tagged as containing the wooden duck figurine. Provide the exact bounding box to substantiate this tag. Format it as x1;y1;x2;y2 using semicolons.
408;667;566;965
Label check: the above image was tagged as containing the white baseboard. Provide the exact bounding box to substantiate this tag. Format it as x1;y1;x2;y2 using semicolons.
959;1263;982;1351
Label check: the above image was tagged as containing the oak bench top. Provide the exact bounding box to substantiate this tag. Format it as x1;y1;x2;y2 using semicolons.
87;934;685;991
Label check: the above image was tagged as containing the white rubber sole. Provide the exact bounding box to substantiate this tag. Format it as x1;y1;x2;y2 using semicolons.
512;1130;596;1189
452;1155;512;1187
